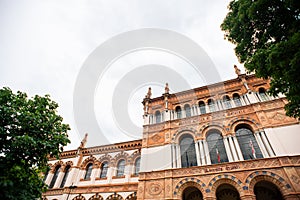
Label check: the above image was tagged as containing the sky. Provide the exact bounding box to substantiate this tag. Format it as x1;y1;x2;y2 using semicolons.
0;0;243;149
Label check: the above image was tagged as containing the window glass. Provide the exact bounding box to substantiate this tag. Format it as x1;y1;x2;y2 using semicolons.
134;157;141;175
84;163;93;180
206;132;228;164
236;128;263;160
49;165;61;188
223;96;232;109
60;165;70;188
176;106;182;119
233;93;242;107
100;162;108;178
184;104;191;117
199;101;206;114
116;160;125;177
208;99;216;112
180;135;197;167
155;111;161;123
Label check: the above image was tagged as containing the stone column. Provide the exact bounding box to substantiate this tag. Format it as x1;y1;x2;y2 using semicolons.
233;136;244;161
195;141;201;166
223;136;233;162
176;144;181;168
261;131;275;157
228;136;238;161
203;141;211;165
199;140;206;165
254;132;268;158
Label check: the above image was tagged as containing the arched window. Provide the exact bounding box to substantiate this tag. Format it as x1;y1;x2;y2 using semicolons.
235;127;263;160
134;157;141;175
116;159;125;177
49;165;61;188
180;135;197;168
100;162;108;178
208;99;216;112
84;163;93;180
206;131;228;164
155;111;161;123
223;95;232;109
184;104;191;117
233;93;242;107
198;101;206;114
258;88;268;101
60;165;71;188
175;106;182;119
43;167;49;182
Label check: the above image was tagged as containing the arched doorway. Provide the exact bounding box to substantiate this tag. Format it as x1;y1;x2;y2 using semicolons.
182;186;203;200
254;181;284;200
216;184;240;200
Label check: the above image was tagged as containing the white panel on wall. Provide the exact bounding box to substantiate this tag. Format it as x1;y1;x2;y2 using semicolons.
140;144;172;172
265;124;300;156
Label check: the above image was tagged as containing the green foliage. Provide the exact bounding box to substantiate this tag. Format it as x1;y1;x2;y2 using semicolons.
221;0;300;118
0;87;70;200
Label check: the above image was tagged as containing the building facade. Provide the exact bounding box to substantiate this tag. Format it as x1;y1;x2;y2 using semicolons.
43;69;300;200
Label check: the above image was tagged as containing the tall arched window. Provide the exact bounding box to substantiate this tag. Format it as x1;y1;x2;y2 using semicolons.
60;165;71;188
184;104;191;117
223;95;232;109
208;99;216;112
155;111;161;123
100;162;108;178
233;93;242;107
236;127;263;160
84;163;93;180
134;157;141;175
175;106;182;119
43;167;49;182
258;88;268;101
206;131;228;164
198;101;206;114
180;135;197;168
116;159;125;177
49;165;61;188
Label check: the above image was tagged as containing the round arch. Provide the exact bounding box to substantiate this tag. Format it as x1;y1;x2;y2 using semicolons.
125;192;137;200
128;149;141;165
51;160;64;173
208;175;244;197
99;154;112;166
80;156;99;169
173;177;206;198
106;193;124;200
228;118;260;135
88;193;104;200
72;194;86;200
200;124;226;138
246;171;292;196
112;151;129;167
171;128;198;144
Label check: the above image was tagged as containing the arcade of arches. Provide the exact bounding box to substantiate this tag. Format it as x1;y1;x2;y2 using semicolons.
179;180;284;200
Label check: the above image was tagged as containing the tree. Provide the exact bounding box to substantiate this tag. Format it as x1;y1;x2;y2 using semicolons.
221;0;300;118
0;87;70;200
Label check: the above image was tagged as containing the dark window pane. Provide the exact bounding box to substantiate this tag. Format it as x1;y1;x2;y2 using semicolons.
116;160;125;177
100;162;108;178
134;157;141;175
60;165;70;188
180;135;197;168
207;132;228;164
84;163;93;180
155;111;161;123
236;128;263;160
49;165;61;188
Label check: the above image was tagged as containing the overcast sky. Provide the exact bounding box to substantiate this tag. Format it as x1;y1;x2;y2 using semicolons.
0;0;243;149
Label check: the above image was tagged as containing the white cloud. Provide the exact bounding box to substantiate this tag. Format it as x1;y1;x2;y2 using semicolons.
0;0;242;149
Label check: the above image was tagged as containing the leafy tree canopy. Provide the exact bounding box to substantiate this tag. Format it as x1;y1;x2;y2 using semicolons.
0;87;70;200
221;0;300;118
